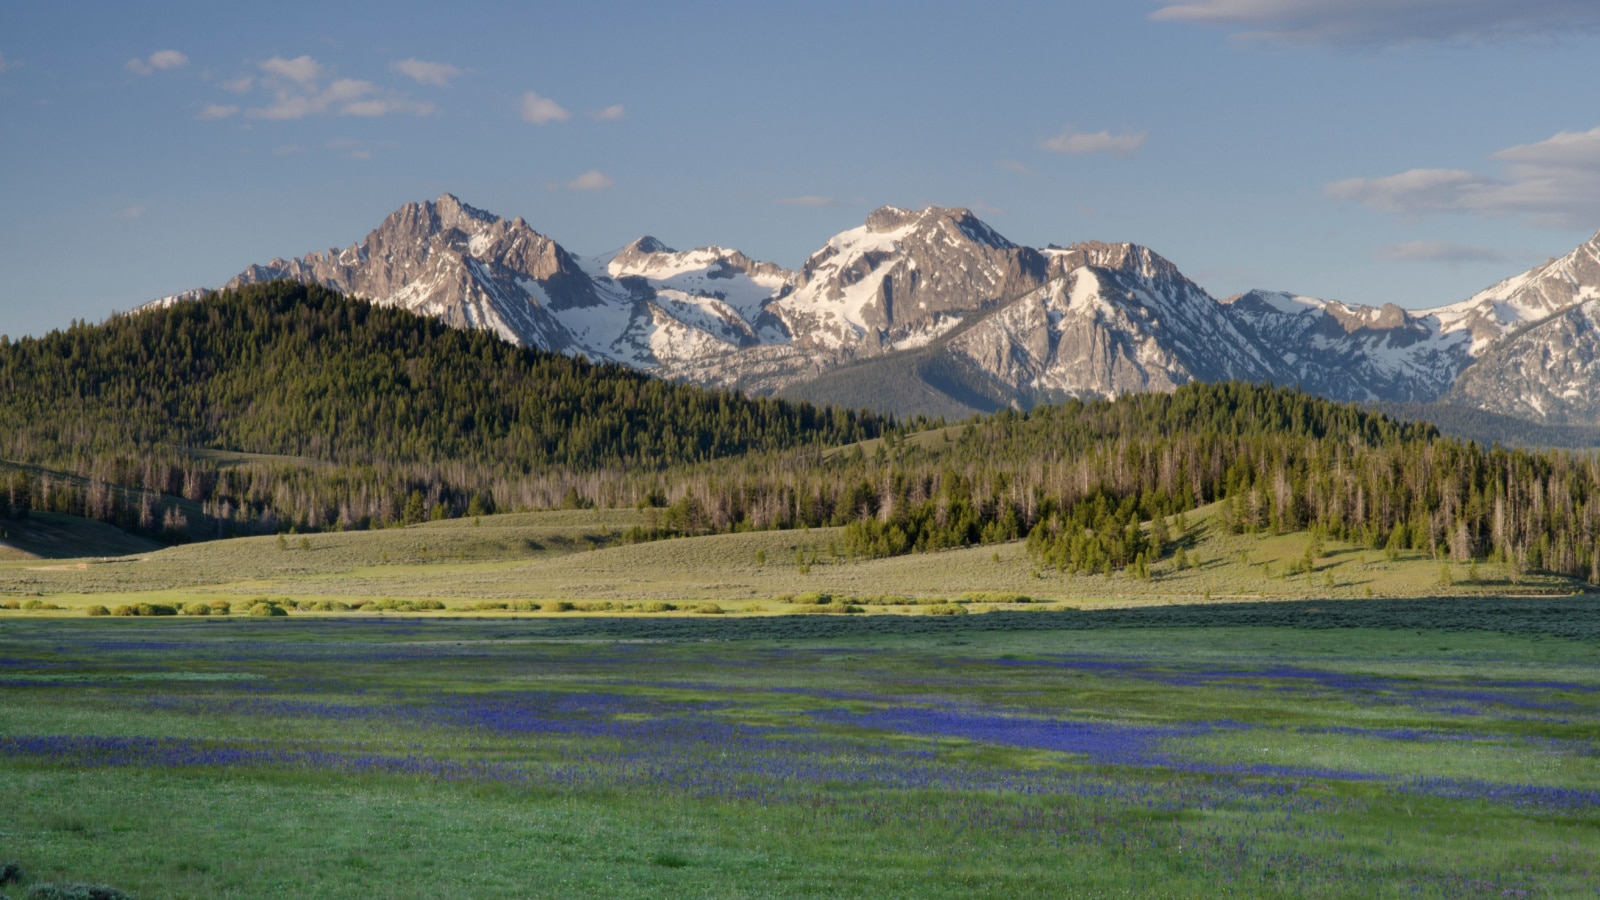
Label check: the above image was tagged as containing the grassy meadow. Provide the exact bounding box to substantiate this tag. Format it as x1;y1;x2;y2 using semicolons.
0;503;1577;617
1;508;1597;897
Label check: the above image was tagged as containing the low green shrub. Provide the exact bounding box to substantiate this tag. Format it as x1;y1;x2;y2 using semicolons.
0;861;22;884
925;604;968;616
461;601;509;611
695;603;724;615
958;592;1031;604
509;600;541;612
20;600;63;611
183;602;211;616
546;601;575;612
111;605;135;616
795;604;861;615
135;603;177;616
208;600;232;614
84;605;110;617
795;592;833;605
0;600;18;610
640;601;676;613
248;602;287;617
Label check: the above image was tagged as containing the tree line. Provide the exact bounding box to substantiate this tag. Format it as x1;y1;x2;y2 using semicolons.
8;282;1600;584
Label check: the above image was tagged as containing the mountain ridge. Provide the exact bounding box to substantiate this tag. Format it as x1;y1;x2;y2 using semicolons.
145;195;1600;427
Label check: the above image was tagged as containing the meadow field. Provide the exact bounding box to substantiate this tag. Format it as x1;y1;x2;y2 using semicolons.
1;609;1597;898
0;504;1577;617
2;510;1597;897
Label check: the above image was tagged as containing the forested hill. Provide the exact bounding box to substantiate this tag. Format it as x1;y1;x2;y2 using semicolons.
0;281;887;470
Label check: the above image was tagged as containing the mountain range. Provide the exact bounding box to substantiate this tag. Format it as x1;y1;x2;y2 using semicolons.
148;194;1600;426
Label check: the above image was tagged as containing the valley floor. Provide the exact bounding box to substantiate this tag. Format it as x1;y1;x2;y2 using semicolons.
0;505;1579;618
0;615;1596;897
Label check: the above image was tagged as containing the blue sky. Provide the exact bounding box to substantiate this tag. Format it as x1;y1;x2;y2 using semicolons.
4;0;1600;337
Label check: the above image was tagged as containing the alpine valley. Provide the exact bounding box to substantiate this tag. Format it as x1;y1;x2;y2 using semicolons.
150;194;1600;427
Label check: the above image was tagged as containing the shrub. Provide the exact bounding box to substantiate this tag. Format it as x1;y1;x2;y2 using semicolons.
462;601;508;611
546;601;575;612
695;603;724;615
960;592;1030;604
208;600;232;614
774;594;796;604
509;600;541;612
249;602;287;617
183;602;212;616
25;883;134;900
640;602;676;613
0;861;22;884
0;600;18;610
134;603;177;616
925;604;968;616
20;600;63;611
795;592;832;605
85;605;110;617
112;605;135;616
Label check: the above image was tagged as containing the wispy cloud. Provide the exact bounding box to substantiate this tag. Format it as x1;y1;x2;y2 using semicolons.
391;58;461;87
1327;125;1600;228
126;49;188;75
260;55;322;86
221;75;254;93
777;195;844;208
238;56;436;120
587;104;626;121
521;91;570;124
1150;0;1600;46
1376;240;1508;263
998;159;1035;176
196;104;238;120
115;205;145;220
566;170;614;191
0;51;13;74
1041;127;1147;157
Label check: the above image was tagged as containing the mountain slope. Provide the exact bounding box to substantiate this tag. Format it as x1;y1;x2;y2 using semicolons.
29;281;887;470
144;195;1600;426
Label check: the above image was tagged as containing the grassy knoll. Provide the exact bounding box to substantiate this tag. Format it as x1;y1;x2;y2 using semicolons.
0;511;162;561
0;616;1595;898
0;503;1577;619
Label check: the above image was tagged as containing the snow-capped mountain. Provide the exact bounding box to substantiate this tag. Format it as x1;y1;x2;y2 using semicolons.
143;196;1600;426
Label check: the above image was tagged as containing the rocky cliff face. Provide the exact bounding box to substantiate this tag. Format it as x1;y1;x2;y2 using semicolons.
144;197;1600;426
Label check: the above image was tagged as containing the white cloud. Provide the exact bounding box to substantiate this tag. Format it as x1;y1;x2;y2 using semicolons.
0;51;12;74
221;75;254;93
196;104;238;120
566;170;614;191
1376;240;1508;263
1327;126;1600;227
777;195;843;208
1149;0;1600;46
126;49;188;75
260;55;323;86
341;97;437;117
998;159;1035;176
521;91;570;124
587;104;626;121
239;57;436;120
1041;128;1147;157
391;58;461;86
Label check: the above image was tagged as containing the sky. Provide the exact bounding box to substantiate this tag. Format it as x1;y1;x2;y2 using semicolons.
4;0;1600;338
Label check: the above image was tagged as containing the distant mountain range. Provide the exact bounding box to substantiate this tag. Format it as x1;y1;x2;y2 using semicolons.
147;194;1600;427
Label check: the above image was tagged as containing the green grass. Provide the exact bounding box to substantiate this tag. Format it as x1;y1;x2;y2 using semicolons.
0;503;1577;618
0;617;1595;897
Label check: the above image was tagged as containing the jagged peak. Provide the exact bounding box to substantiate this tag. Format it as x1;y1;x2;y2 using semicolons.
624;235;674;255
857;205;1016;250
